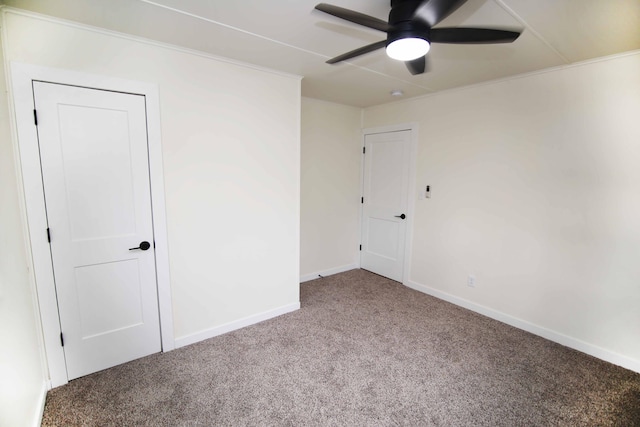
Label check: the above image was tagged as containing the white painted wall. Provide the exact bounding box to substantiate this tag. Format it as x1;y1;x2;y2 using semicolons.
2;8;300;356
364;52;640;370
0;32;47;426
300;98;362;280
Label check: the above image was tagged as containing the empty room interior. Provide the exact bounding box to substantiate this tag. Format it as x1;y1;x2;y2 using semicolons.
0;0;639;425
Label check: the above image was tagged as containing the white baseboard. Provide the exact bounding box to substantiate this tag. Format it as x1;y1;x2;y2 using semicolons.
405;280;640;374
300;263;359;283
31;380;47;427
174;302;300;349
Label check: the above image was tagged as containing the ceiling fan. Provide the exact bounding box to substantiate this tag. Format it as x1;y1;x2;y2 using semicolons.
315;0;522;75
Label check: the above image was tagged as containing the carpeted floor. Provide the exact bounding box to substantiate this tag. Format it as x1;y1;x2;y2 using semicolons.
42;269;640;426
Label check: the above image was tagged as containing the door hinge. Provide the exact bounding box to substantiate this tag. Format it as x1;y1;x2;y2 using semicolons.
361;197;364;204
60;332;64;347
359;244;362;251
33;109;38;126
46;228;51;243
363;146;365;154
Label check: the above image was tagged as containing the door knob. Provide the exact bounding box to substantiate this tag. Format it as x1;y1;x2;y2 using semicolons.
129;241;151;251
394;214;406;219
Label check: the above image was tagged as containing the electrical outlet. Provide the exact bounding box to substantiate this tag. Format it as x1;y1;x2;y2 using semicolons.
467;275;476;288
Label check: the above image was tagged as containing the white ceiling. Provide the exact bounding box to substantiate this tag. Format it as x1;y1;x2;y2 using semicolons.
4;0;640;107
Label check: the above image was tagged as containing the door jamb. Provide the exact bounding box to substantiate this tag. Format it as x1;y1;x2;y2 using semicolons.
9;62;175;388
360;123;418;285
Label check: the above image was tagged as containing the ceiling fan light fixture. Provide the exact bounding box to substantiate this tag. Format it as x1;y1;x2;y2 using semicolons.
386;37;430;61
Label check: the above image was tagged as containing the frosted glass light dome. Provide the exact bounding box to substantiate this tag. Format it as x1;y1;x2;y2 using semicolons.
386;37;430;61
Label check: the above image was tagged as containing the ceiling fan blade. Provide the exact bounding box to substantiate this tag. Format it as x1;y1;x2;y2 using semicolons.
413;0;468;27
315;3;389;32
405;56;427;75
430;28;521;44
326;40;387;64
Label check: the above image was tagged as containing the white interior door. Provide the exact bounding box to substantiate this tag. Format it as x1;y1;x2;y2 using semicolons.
361;130;412;282
33;81;161;380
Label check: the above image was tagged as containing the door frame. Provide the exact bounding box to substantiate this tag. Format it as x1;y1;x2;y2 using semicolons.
9;62;174;388
360;123;418;285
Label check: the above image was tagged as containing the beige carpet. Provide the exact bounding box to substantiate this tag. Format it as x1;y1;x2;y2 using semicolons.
42;269;640;426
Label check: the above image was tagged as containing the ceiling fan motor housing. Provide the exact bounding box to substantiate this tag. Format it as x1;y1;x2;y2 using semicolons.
387;0;430;47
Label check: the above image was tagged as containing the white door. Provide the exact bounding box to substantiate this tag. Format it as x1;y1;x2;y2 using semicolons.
33;82;161;380
361;130;412;282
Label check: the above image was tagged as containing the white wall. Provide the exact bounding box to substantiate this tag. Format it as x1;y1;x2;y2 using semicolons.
364;52;640;371
2;7;300;356
300;98;362;280
0;30;47;426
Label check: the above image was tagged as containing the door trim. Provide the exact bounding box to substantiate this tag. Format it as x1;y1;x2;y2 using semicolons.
9;62;174;388
360;123;418;285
